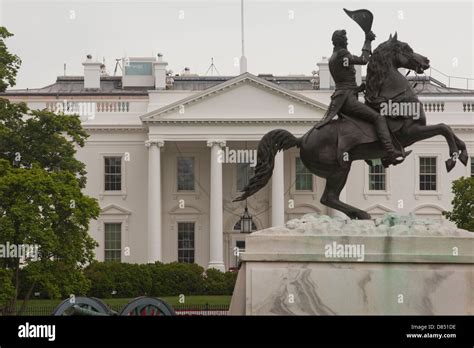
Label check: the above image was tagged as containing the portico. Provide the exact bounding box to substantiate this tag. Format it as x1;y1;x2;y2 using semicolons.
141;73;328;269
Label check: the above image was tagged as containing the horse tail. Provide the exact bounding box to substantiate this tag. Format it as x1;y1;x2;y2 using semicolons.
233;129;301;202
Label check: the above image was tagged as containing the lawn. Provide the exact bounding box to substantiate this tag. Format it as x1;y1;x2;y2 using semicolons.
103;295;231;307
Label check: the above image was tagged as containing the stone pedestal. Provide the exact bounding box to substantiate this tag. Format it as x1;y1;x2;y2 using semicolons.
229;214;474;315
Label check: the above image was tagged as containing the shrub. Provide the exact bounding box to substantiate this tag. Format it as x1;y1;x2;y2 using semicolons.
150;262;205;296
84;262;152;298
18;261;90;300
443;176;474;232
83;262;114;298
203;268;228;295
224;271;238;294
0;268;15;308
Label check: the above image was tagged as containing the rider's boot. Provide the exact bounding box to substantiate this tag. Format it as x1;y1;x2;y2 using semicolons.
374;117;407;166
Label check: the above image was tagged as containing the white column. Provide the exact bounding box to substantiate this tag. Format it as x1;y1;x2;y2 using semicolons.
146;139;164;263
207;140;226;272
271;151;285;226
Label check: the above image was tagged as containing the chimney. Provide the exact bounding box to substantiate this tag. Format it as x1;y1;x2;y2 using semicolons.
153;53;168;90
317;57;334;90
82;55;101;89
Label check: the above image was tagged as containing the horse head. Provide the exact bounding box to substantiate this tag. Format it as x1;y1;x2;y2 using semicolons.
366;33;430;101
386;32;430;73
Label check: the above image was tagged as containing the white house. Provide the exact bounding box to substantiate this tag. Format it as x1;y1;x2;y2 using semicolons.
2;55;473;271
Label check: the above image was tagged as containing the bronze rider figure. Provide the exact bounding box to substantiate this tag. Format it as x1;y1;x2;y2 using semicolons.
315;29;410;166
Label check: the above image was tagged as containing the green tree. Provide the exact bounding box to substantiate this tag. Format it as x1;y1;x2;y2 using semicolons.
0;161;99;313
443;177;474;232
0;27;99;314
0;98;89;187
0;268;15;312
0;27;21;92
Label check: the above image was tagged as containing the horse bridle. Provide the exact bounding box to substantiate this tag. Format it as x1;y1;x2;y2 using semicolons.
397;51;427;94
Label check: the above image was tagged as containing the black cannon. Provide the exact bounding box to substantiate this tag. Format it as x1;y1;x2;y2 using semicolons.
52;296;175;316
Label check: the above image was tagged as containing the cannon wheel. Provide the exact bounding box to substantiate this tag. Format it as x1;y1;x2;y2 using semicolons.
52;297;110;316
119;296;175;316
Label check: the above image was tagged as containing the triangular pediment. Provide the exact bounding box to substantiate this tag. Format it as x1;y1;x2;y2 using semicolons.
141;73;327;123
169;204;202;215
365;204;394;215
101;204;132;215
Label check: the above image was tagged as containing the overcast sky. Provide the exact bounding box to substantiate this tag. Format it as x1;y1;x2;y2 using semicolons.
1;0;473;89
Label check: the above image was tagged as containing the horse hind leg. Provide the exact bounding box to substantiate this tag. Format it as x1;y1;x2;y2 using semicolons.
321;167;371;220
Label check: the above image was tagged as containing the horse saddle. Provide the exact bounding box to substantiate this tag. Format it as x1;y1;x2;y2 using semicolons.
334;114;405;167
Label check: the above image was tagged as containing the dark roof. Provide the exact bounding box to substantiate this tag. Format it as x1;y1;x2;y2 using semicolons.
1;76;148;96
1;74;317;96
2;74;472;97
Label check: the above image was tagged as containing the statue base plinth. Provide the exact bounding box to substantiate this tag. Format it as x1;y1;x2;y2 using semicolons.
229;214;474;315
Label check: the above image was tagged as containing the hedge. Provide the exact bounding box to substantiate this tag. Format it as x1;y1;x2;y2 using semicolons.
84;262;237;298
17;261;237;299
84;262;153;298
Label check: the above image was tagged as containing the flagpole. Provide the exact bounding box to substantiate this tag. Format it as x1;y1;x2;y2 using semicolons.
239;0;248;74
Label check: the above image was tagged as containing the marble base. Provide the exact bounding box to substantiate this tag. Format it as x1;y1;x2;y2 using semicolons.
229;214;474;315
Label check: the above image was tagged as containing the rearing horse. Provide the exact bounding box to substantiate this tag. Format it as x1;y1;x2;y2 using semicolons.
235;33;469;220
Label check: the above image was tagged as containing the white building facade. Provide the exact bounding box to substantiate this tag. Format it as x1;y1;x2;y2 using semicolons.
3;55;473;271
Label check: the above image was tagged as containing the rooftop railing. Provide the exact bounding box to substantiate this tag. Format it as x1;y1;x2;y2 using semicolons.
428;67;474;90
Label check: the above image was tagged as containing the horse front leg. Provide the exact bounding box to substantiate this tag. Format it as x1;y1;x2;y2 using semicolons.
403;123;459;172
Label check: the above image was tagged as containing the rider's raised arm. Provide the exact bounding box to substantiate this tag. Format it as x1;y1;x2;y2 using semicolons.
345;31;376;66
345;39;372;65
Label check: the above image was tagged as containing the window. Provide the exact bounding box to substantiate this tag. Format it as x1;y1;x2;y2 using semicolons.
104;156;122;191
295;158;313;191
236;163;255;191
471;157;474;177
124;62;152;76
104;223;121;262
236;240;246;261
368;164;386;191
236;240;246;251
177;157;195;191
178;222;195;263
419;157;437;191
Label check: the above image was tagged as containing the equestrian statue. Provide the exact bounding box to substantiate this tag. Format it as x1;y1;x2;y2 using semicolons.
234;8;469;220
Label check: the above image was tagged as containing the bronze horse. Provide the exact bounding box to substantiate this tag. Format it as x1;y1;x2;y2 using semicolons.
235;33;469;220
